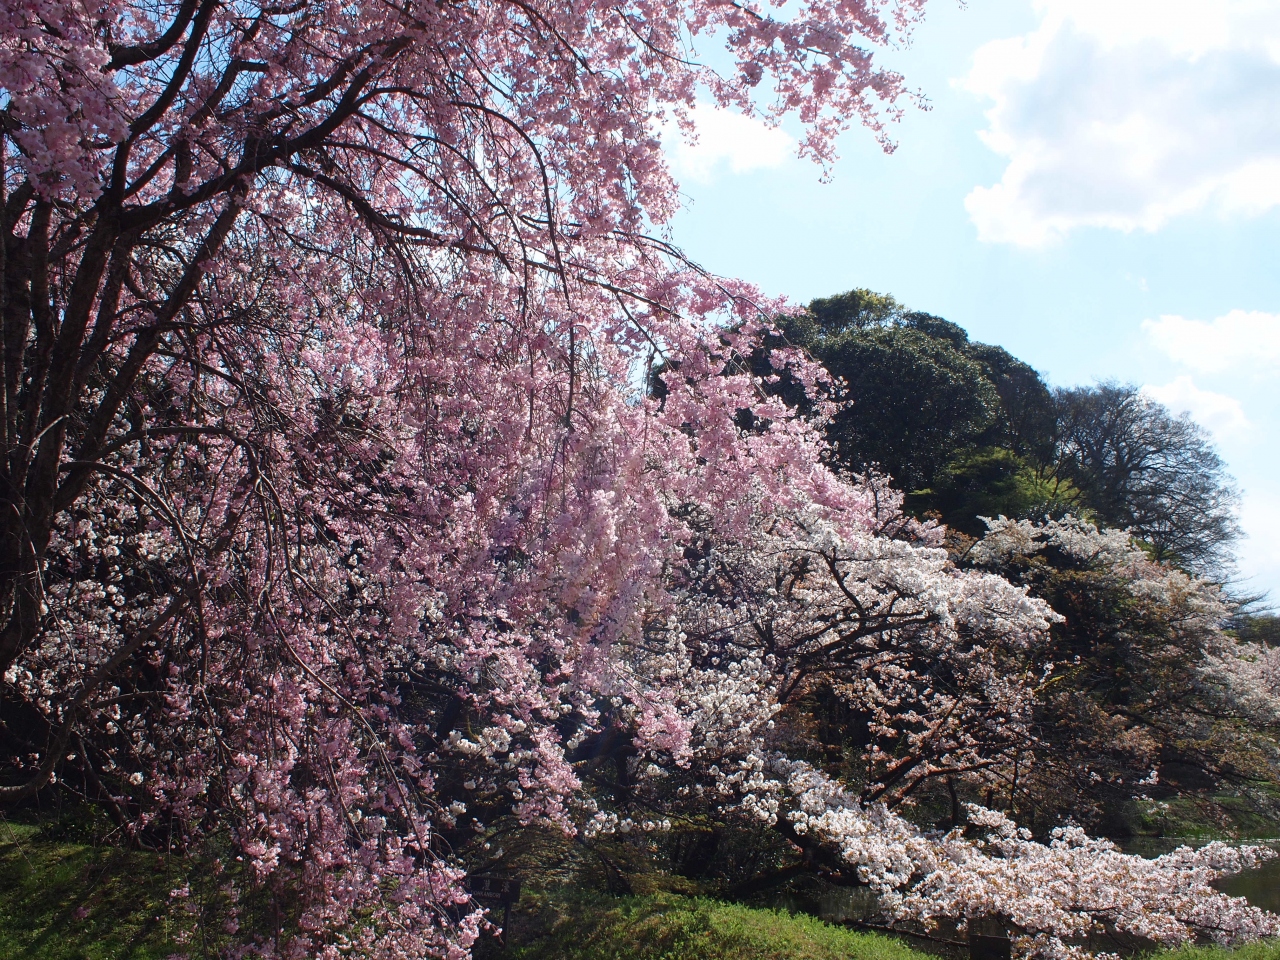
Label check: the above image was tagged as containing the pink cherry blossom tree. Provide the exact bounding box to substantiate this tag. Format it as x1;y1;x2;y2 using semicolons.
2;1;1277;957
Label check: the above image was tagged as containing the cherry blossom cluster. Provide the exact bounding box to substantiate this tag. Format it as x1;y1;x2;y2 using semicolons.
660;501;1058;807
769;759;1278;959
585;512;1279;958
963;515;1278;825
970;516;1277;730
1200;639;1280;727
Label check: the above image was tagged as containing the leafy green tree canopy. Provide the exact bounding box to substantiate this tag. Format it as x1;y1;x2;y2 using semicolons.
769;293;1240;571
771;289;1059;529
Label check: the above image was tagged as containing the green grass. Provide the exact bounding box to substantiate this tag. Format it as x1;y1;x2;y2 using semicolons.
0;820;182;960
1;821;1278;960
501;891;935;960
1154;944;1280;960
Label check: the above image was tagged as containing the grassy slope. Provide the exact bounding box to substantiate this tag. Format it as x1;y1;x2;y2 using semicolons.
501;891;934;960
2;825;1278;960
1159;946;1280;960
0;822;181;960
501;893;1280;960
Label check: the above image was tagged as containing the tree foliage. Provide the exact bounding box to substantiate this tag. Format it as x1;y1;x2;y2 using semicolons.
961;517;1280;834
780;291;1004;493
774;292;1241;574
1235;616;1280;647
768;290;1064;533
1054;383;1242;575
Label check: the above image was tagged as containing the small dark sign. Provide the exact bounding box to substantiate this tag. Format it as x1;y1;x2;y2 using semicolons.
970;933;1012;960
464;875;521;904
464;875;522;948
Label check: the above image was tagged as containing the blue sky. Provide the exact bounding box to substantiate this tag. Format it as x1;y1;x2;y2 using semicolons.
661;0;1280;601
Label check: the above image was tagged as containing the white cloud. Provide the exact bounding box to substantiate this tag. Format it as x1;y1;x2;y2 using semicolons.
1142;310;1280;373
1142;376;1251;439
962;1;1280;245
661;102;795;184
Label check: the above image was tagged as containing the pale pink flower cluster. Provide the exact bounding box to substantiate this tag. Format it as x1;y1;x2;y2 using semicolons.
622;513;1279;958
1200;640;1280;726
971;517;1276;730
969;517;1138;569
661;503;1057;808
765;760;1278;958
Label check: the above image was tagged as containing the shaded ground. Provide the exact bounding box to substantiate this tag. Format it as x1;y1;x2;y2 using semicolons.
2;820;1279;960
0;821;184;959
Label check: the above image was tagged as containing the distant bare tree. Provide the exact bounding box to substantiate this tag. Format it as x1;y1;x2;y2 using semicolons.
1054;383;1241;576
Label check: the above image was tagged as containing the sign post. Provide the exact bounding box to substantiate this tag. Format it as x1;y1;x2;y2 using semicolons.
464;875;522;947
